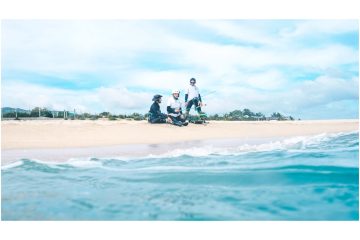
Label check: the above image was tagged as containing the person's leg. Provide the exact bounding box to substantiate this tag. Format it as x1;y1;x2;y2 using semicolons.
157;118;166;123
186;99;194;113
173;116;182;126
159;114;168;123
169;116;182;126
193;99;202;113
150;115;167;123
177;116;189;126
159;113;172;123
181;117;188;126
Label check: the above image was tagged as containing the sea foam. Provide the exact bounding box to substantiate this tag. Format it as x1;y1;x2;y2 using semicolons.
2;131;358;170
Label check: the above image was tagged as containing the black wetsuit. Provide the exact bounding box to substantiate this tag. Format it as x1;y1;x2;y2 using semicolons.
166;106;187;126
185;95;202;113
148;102;167;123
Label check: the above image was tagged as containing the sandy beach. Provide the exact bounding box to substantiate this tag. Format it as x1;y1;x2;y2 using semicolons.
1;119;358;164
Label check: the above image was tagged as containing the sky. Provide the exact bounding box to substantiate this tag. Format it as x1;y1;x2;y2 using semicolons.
1;20;359;119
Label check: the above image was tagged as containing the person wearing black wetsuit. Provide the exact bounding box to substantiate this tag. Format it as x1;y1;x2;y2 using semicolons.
148;94;168;123
185;78;204;115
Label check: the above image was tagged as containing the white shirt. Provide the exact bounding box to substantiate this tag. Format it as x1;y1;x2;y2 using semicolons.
186;85;200;101
167;96;183;117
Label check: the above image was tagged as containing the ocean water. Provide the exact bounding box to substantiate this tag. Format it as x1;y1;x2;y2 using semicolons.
2;132;359;220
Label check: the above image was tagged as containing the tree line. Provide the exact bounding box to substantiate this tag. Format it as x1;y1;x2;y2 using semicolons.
207;109;294;121
2;107;295;121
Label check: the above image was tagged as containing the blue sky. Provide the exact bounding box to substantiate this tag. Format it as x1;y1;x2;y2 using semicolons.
1;20;359;119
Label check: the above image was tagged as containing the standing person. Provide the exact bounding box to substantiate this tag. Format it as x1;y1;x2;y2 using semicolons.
148;94;169;123
166;90;188;126
185;77;204;116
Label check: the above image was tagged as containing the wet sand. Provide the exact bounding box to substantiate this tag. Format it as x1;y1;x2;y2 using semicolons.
1;119;358;165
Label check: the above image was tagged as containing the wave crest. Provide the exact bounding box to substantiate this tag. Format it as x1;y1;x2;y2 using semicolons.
2;131;358;170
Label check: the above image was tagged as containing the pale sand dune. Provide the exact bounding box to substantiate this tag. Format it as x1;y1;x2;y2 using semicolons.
1;119;358;150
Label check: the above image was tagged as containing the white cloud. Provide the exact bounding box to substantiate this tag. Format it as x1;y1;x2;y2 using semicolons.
2;21;175;75
243;70;288;90
174;40;358;72
2;74;358;118
2;81;97;112
284;75;359;108
124;70;193;93
97;86;152;112
280;20;358;37
1;81;154;114
2;20;358;119
3;20;357;78
195;20;278;46
201;75;359;117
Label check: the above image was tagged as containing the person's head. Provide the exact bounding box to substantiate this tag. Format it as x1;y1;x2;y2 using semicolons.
152;94;162;103
190;78;196;86
172;89;180;99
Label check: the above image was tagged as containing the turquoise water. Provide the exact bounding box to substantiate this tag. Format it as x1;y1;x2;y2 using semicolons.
2;132;359;220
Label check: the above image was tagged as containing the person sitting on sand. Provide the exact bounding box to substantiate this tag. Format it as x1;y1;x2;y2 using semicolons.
148;94;170;124
185;77;204;117
166;90;188;126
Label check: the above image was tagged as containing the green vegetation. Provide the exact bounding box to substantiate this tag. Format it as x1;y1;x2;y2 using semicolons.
1;107;294;121
207;109;292;121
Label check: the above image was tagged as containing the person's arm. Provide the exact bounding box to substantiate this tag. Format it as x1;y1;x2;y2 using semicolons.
185;87;189;102
149;103;156;114
156;106;162;115
197;86;203;107
166;99;173;113
167;106;176;114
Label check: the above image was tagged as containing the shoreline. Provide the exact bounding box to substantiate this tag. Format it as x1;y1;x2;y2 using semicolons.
1;119;358;165
2;132;357;166
2;136;290;165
